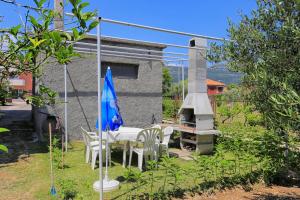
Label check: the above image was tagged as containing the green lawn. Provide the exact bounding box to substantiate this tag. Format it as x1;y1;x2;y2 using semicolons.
2;119;298;200
1;141;199;200
1;139;265;200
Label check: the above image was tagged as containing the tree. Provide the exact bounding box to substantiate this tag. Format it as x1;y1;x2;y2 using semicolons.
0;0;98;142
0;0;98;102
162;67;172;96
0;79;11;106
209;0;300;134
169;79;187;99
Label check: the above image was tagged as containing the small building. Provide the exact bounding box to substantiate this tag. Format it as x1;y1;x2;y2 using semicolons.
206;79;225;95
10;73;33;96
37;35;166;139
0;64;32;97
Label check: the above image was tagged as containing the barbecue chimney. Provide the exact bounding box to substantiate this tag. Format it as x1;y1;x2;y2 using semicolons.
179;38;214;131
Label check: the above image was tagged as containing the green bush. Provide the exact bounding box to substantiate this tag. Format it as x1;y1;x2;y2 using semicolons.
120;121;300;199
0;128;9;153
162;98;181;119
50;136;63;169
58;179;78;200
217;103;242;123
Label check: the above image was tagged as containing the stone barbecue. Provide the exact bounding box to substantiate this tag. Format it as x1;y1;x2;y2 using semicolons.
178;38;219;154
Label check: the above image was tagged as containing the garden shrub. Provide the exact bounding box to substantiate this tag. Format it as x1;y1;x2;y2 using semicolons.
162;98;181;119
0;128;9;153
217;102;243;124
49;136;64;169
58;179;78;200
243;105;263;126
123;130;268;199
122;126;300;199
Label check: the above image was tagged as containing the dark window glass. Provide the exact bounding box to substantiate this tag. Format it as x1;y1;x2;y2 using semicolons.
101;62;139;79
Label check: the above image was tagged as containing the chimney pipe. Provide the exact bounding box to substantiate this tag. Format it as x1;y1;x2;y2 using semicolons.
188;38;207;93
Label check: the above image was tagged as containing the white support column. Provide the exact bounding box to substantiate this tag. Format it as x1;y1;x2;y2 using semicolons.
64;64;68;152
97;18;103;200
181;61;185;101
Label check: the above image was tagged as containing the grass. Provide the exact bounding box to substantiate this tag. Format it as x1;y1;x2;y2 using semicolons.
0;141;200;200
0;120;267;200
2;114;298;199
1;138;266;200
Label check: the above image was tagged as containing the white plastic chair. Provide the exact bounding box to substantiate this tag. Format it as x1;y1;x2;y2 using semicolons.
160;126;174;157
128;128;161;171
152;124;161;129
88;135;110;170
80;127;111;169
81;127;99;163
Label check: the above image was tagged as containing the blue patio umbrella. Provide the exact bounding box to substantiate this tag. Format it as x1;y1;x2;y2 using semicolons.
95;67;123;192
96;67;123;131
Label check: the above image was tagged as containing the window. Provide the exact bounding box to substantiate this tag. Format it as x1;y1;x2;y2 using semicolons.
101;62;139;79
217;87;223;93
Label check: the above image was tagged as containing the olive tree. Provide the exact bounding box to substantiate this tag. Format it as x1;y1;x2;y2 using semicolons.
209;0;300;134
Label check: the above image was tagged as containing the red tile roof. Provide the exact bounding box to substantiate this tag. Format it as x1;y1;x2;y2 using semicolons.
206;79;225;86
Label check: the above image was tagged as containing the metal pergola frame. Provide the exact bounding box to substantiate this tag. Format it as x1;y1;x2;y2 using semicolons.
63;12;227;200
70;41;189;56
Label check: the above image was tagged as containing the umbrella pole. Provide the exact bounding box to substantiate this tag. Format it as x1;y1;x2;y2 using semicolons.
105;126;109;181
102;125;119;192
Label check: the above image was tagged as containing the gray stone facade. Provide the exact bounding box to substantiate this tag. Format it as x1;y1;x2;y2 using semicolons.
39;36;165;139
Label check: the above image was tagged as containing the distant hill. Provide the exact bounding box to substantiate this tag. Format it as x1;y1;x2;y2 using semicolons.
166;64;242;85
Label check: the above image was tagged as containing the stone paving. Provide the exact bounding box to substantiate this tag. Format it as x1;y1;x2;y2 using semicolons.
169;148;194;160
0;98;32;127
0;99;35;165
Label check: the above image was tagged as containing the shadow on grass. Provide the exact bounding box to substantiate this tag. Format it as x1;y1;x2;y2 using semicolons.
0;129;49;166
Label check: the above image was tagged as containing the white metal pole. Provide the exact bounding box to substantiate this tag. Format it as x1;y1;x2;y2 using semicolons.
69;41;189;56
64;64;68;152
100;18;229;41
65;12;230;42
181;61;185;101
70;37;209;50
177;63;180;97
105;128;109;180
97;17;103;200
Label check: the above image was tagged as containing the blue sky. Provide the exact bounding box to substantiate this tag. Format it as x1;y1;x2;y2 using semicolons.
1;0;256;38
0;0;257;55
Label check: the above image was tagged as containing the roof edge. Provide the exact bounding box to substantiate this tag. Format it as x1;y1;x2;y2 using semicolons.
84;33;167;49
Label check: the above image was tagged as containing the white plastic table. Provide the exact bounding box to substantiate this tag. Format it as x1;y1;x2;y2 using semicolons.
102;127;143;143
98;127;143;167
